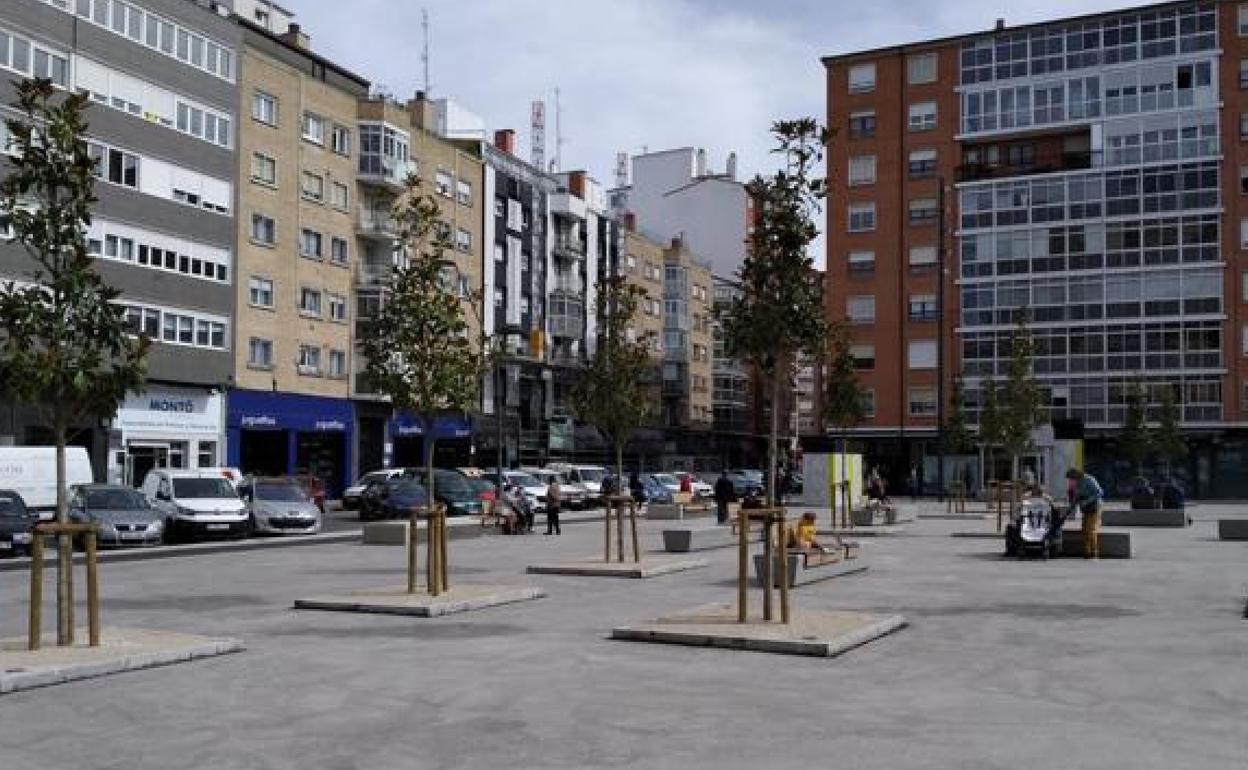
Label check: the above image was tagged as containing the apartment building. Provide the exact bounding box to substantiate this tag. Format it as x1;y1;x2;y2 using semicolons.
824;0;1248;496
0;0;239;485
619;224;666;349
224;19;367;497
662;238;714;434
349;93;485;473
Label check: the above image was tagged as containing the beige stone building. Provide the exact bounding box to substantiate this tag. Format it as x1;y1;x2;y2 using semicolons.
229;21;369;490
620;225;665;353
662;238;713;429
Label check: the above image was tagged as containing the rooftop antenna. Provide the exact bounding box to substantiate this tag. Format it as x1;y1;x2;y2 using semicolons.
615;152;629;190
531;100;546;172
421;8;431;95
550;87;565;174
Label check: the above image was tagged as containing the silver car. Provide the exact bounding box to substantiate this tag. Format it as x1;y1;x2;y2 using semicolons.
69;484;164;547
240;477;323;536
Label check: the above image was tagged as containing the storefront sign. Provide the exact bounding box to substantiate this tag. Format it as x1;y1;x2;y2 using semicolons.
227;389;354;434
390;412;472;439
114;387;222;436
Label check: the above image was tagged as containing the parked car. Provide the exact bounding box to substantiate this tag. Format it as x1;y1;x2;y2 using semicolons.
401;468;484;517
68;484;163;547
360;477;431;520
292;473;326;513
141;469;248;542
526;468;588;509
651;473;682;495
463;476;497;513
673;471;713;499
487;470;547;512
0;446;93;521
639;474;675;505
547;464;608;505
725;471;763;498
0;490;35;558
239;477;322;536
343;469;404;511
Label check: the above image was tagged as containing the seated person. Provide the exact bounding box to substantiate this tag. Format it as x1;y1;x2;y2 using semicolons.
790;511;829;554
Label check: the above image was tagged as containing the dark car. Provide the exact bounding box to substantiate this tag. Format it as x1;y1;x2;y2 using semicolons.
624;474;674;505
360;478;431;521
464;476;497;514
0;490;35;557
725;471;764;498
401;469;484;518
69;484;163;547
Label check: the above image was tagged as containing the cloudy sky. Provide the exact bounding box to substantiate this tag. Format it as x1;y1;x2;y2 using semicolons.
286;0;1131;267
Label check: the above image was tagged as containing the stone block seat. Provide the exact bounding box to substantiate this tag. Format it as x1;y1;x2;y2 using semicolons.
661;525;741;553
1217;519;1248;541
1102;508;1188;528
752;543;866;588
1058;529;1132;558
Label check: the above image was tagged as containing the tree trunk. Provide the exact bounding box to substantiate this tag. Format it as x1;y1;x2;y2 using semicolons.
54;417;72;646
767;372;780;506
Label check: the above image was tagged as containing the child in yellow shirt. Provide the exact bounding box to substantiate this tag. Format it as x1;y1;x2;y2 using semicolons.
792;511;828;554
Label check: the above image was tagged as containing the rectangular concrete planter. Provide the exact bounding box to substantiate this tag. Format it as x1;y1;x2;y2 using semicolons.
646;504;685;520
1059;529;1131;558
661;526;738;553
1217;519;1248;540
1102;509;1187;528
752;553;867;587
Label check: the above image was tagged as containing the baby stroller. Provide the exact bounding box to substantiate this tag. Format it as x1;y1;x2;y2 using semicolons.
1005;496;1064;559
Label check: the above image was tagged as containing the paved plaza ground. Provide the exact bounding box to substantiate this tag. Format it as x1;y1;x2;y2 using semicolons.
0;502;1245;769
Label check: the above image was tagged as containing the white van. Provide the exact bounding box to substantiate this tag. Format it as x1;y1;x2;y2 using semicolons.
141;468;247;542
0;446;95;520
547;463;608;505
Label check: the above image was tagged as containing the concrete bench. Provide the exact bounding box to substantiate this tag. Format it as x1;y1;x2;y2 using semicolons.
1217;519;1248;541
1102;509;1187;528
752;552;867;588
661;526;741;553
1058;529;1131;558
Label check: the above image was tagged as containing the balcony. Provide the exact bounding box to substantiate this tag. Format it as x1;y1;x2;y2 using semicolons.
354;260;391;287
358;156;415;191
957;151;1095;183
356;207;397;240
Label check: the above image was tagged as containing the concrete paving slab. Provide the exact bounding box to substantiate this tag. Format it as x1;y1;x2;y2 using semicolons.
0;628;244;695
611;602;906;657
526;556;707;578
293;583;545;617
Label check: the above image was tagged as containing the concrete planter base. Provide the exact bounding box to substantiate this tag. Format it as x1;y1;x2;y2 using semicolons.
752;554;867;587
1217;519;1248;541
526;557;707;578
294;584;545;617
661;526;743;553
611;603;906;657
1102;509;1187;528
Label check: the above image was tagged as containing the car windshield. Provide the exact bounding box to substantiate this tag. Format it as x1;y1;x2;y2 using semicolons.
507;474;541;488
653;474;677;485
392;481;427;498
85;489;147;509
255;483;309;502
172;478;237;498
578;469;606;482
0;493;28;517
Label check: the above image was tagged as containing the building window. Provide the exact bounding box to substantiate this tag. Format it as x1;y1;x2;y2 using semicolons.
87;143;139;188
250;152;276;185
848;110;875;139
908;149;937;178
1241;113;1248;141
850;344;875;370
0;28;69;87
330;181;349;210
456;179;472;205
435;170;453;197
299;229;323;259
848;62;876;93
1241;218;1248;249
847;295;875;324
301;171;324;202
302;112;324;144
908;388;938;417
1241;4;1248;36
908;197;938;224
848;250;875;274
908;101;937;131
328;293;347;322
907;53;937;85
252;91;277;125
251;213;275;245
861;388;876;418
248;277;273;308
299;287;322;317
330;236;349;264
455;227;471;252
297;345;321;375
330;124;350;155
847;202;876;232
328;349;346;378
1241;167;1248;195
248;337;272;368
908;294;938;321
848;155;876;186
908;339;937;369
909;245;938;268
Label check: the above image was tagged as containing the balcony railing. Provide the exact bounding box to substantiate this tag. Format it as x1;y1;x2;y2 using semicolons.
553;235;586;260
957;151;1095;183
358;157;415;189
548;313;584;340
356;207;397;239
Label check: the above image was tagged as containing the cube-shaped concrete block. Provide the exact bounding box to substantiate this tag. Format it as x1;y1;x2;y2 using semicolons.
1217;519;1248;540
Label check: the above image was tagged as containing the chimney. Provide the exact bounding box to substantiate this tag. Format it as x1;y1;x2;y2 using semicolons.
695;148;707;177
995;18;1005;31
279;23;310;50
726;152;738;181
494;129;516;155
407;91;436;131
568;171;586;199
624;211;636;232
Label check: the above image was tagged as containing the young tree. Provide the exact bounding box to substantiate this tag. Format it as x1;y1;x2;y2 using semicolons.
722;119;828;505
1119;380;1152;478
1153;384;1187;477
0;80;149;645
358;175;484;595
573;274;657;483
999;313;1045;483
978;378;1002;484
821;319;865;502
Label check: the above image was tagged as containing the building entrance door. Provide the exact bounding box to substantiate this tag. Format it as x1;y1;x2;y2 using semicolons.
127;442;170;487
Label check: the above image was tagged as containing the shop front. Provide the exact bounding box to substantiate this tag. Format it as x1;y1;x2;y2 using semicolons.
388;412;473;469
227;389;354;497
109;385;225;487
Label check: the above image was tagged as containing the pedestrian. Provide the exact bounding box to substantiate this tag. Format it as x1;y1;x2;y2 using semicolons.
776;467;790;506
714;470;735;525
629;472;645;504
1067;468;1104;558
909;465;920;502
544;476;561;535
